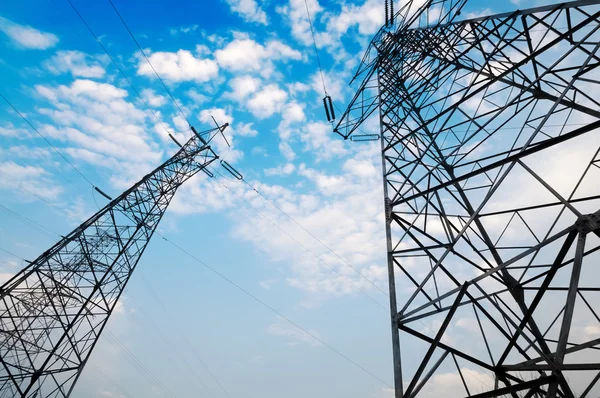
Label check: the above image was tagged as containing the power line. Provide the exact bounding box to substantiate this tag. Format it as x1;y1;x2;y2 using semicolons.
90;364;135;398
241;179;389;297
0;246;26;262
92;0;390;308
139;276;231;398
2;147;391;389
0;169;69;214
107;0;190;125
104;331;178;398
303;0;328;95
0;201;218;397
125;291;215;398
99;0;382;306
0;203;57;241
65;0;175;138
4;184;391;389
156;231;392;388
0;92;95;187
210;170;388;312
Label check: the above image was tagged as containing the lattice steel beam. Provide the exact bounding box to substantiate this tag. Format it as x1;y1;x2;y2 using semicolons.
336;1;600;397
0;126;222;397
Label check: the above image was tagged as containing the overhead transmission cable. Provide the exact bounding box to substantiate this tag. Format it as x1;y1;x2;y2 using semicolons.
124;292;216;397
208;170;388;312
101;0;387;304
139;276;232;398
303;0;335;123
93;1;392;386
102;0;388;303
0;93;94;187
65;0;176;138
304;0;327;96
155;231;392;388
3;180;392;388
106;0;190;125
24;0;392;391
0;203;215;398
241;179;389;296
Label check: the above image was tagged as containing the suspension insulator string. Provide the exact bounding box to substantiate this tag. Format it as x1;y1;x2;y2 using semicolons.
385;0;389;26
303;0;338;123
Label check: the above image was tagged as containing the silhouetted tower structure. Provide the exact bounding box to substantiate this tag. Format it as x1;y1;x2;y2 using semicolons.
0;125;224;397
336;0;600;397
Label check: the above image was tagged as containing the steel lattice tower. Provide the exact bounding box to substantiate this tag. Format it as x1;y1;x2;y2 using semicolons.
0;126;222;397
336;0;600;397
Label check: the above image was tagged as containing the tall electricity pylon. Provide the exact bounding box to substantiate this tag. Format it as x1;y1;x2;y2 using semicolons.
336;0;600;397
0;125;223;397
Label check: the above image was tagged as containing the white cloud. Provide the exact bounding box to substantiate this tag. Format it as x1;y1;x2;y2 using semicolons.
0;123;30;138
141;89;166;107
169;24;199;36
0;16;58;50
0;272;15;284
235;122;259;137
326;0;384;37
226;75;261;101
215;37;301;75
34;79;164;188
265;163;296;176
137;50;219;83
247;84;288;119
44;50;106;78
0;161;63;201
279;142;296;161
584;324;600;339
259;279;277;289
186;88;208;106
299;121;347;161
224;0;268;25
276;0;323;46
287;81;311;95
409;368;495;398
200;107;233;126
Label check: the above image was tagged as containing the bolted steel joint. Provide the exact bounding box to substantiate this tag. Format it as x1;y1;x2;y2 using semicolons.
575;210;600;234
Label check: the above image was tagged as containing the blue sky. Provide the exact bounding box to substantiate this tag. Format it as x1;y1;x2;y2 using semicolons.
0;0;565;397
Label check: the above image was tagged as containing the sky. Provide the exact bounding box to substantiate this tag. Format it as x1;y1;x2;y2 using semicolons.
0;0;577;397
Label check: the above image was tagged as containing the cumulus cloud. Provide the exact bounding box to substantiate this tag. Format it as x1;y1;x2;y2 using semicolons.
215;37;301;75
137;50;219;83
235;122;259;137
265;163;296;176
224;0;268;25
141;89;166;107
276;0;323;46
247;84;288;119
226;75;261;101
299;121;348;161
44;50;106;78
34;79;164;188
0;16;58;50
0;161;63;201
0;123;30;138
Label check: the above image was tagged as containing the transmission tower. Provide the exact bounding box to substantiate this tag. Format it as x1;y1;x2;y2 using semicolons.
336;0;600;397
0;125;223;397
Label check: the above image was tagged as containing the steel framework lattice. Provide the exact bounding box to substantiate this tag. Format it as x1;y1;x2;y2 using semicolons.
336;0;600;397
0;126;221;397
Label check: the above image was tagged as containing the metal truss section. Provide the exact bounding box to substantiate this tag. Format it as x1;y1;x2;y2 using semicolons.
336;1;600;397
0;127;221;397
